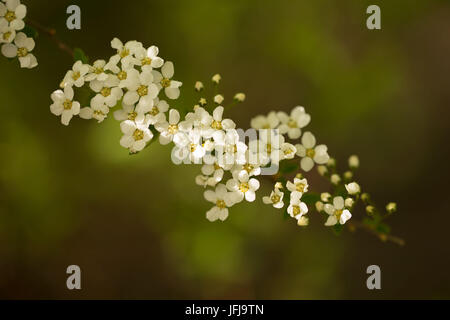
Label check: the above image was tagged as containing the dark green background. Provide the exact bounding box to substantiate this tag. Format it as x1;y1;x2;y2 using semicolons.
0;0;449;299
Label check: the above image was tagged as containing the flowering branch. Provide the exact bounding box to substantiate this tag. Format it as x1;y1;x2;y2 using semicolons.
2;0;403;245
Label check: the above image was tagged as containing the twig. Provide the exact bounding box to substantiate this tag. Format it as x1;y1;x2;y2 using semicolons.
348;221;405;246
25;19;74;58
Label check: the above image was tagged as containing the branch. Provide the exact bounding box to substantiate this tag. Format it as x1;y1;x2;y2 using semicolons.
348;221;405;246
25;19;74;58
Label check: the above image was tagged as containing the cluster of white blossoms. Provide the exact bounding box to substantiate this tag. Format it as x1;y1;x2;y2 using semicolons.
49;38;397;234
0;0;37;68
50;38;182;154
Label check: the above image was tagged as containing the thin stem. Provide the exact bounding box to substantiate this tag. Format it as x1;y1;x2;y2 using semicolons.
348;221;405;246
25;19;74;58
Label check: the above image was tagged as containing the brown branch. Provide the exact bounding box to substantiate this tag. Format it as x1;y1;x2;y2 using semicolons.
25;19;74;58
348;221;405;246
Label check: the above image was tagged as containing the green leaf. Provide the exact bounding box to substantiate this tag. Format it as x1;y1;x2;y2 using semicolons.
22;25;39;39
73;47;89;64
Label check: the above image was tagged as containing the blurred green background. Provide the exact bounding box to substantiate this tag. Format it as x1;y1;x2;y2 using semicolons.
0;0;449;299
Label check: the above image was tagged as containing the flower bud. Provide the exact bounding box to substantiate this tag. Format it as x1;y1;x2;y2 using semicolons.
321;192;331;202
317;165;327;176
331;174;341;185
274;182;283;190
327;157;336;168
348;155;359;169
345;182;361;195
199;98;207;106
386;202;397;213
194;81;204;91
344;197;354;208
214;94;224;104
361;192;370;203
315;201;324;212
366;205;375;215
297;216;309;226
343;170;353;181
234;93;246;102
295;173;303;179
212;74;221;84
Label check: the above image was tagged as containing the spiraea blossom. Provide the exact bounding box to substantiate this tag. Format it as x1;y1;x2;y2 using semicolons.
0;0;37;68
46;37;398;243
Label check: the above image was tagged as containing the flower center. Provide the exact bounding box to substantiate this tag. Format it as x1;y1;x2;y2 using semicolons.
288;119;297;128
63;99;73;110
211;120;222;130
292;205;301;216
239;182;250;193
17;47;28;57
266;143;272;154
306;148;315;158
3;31;12;41
72;71;81;81
137;85;148;97
296;183;305;193
161;78;171;88
214;163;221;170
120;48;129;58
216;199;226;209
190;143;197;153
335;209;343;220
149;106;159;116
243;163;254;173
93;110;105;117
168;124;178;135
133;129;144;141
5;11;16;22
100;87;111;97
284;148;293;155
141;57;152;65
94;67;103;74
117;71;127;80
127;112;137;121
271;194;281;203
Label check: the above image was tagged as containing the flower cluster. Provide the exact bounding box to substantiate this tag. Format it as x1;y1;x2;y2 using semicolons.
50;38;182;154
49;39;399;243
0;0;37;68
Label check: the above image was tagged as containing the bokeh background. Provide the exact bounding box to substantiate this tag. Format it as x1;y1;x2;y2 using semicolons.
0;0;449;299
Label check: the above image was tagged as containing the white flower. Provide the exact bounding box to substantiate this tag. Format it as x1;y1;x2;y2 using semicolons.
0;0;26;31
344;197;354;208
194;81;204;91
134;45;164;72
155;109;189;145
63;60;89;87
115;65;140;89
212;73;221;84
110;38;142;66
152;61;182;99
295;131;329;172
79;103;109;123
297;216;309;226
171;129;206;164
287;192;308;220
315;201;324;212
200;154;232;187
113;103;146;123
286;177;308;197
204;184;235;221
0;20;15;43
89;75;123;108
50;86;80;126
85;60;110;82
123;71;159;112
280;142;297;160
214;94;224;104
146;98;169;125
1;32;37;68
249;129;284;165
262;187;284;209
345;182;361;195
119;117;153;153
226;170;260;203
277;106;311;140
324;196;352;226
250;111;279;130
183;106;214;138
232;160;261;178
213;129;247;166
